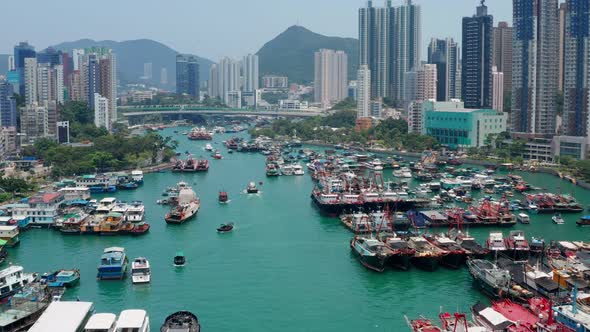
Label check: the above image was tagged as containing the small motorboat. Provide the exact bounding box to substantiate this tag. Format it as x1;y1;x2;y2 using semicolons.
217;223;234;233
212;151;222;159
246;182;259;194
205;143;213;151
160;311;200;332
577;216;590;226
219;191;229;203
47;269;81;288
174;252;186;267
552;213;565;225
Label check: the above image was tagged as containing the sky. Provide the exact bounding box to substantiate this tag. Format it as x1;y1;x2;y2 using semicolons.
1;0;512;60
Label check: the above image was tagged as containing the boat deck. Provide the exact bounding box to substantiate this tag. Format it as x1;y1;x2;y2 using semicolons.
0;301;48;329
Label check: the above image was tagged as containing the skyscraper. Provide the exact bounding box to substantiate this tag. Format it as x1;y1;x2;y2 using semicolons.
392;0;421;103
427;38;459;101
161;68;168;85
176;55;200;98
314;49;348;107
558;3;568;93
143;63;153;80
492;66;504;112
358;0;421;103
86;54;100;109
462;1;493;109
512;0;559;135
24;57;37;106
356;65;371;118
405;64;437;105
36;63;51;104
208;64;219;98
36;47;62;66
562;0;590;137
14;42;36;96
94;93;110;130
7;56;15;72
0;80;17;127
242;54;259;93
492;21;513;97
218;57;240;104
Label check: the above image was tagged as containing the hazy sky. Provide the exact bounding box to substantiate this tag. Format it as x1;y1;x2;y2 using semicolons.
1;0;512;60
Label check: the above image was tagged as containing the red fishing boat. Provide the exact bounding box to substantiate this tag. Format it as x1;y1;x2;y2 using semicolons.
196;159;209;172
130;222;150;235
409;317;442;332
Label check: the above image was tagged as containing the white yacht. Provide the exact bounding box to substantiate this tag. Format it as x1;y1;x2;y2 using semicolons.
96;198;117;215
127;202;145;222
84;313;117;332
293;164;305;176
205;143;213;151
0;265;35;300
280;164;294;176
115;310;150;332
131;257;151;284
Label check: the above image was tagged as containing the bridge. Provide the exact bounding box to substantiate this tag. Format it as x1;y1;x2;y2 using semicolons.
119;105;326;124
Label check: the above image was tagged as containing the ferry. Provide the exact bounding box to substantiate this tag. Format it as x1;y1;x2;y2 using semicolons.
84;313;117;332
165;188;200;224
161;311;200;332
116;310;150;332
127;201;145;222
97;247;129;280
0;265;35;300
131;257;150;284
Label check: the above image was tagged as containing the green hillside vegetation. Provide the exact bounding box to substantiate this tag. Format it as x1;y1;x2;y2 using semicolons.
257;26;358;84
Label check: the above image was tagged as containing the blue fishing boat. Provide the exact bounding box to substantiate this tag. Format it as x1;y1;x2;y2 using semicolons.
48;269;80;288
97;247;128;280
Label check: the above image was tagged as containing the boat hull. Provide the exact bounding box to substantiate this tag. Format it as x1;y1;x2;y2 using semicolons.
350;243;386;273
388;254;411;271
411;256;441;271
440;253;465;269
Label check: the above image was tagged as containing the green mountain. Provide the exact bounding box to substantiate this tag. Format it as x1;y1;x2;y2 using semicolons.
257;25;358;84
52;39;213;90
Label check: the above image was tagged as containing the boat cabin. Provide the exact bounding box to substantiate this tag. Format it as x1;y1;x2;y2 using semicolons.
84;313;117;332
115;310;149;332
29;301;94;332
0;225;19;247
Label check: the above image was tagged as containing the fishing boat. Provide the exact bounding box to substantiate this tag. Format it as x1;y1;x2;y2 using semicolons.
407;237;446;271
131;257;151;284
130;222;150;235
350;236;394;272
0;266;35;300
516;213;530;224
552;213;565;224
466;259;512;298
246;182;259;194
160;311;200;332
97;247;129;280
381;235;415;270
195;159;209;172
424;234;466;269
216;223;234;233
530;237;545;255
450;230;489;258
165;188;200;224
218;191;229;203
505;230;530;261
266;163;281;177
577;216;590;226
408;316;442;332
173;252;185;267
48;269;80;288
486;232;507;255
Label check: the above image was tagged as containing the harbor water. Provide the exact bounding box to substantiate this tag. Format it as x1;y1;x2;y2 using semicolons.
9;128;590;331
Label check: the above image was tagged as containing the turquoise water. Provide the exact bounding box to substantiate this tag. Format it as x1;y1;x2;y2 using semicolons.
9;128;590;331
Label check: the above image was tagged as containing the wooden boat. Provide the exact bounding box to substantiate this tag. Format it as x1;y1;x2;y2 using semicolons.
160;311;200;332
217;223;234;233
174;252;185;267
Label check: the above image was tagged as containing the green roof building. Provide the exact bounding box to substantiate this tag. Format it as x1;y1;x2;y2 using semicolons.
422;100;507;148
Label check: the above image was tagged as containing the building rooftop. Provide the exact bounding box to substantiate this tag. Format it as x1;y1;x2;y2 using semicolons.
28;192;63;204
